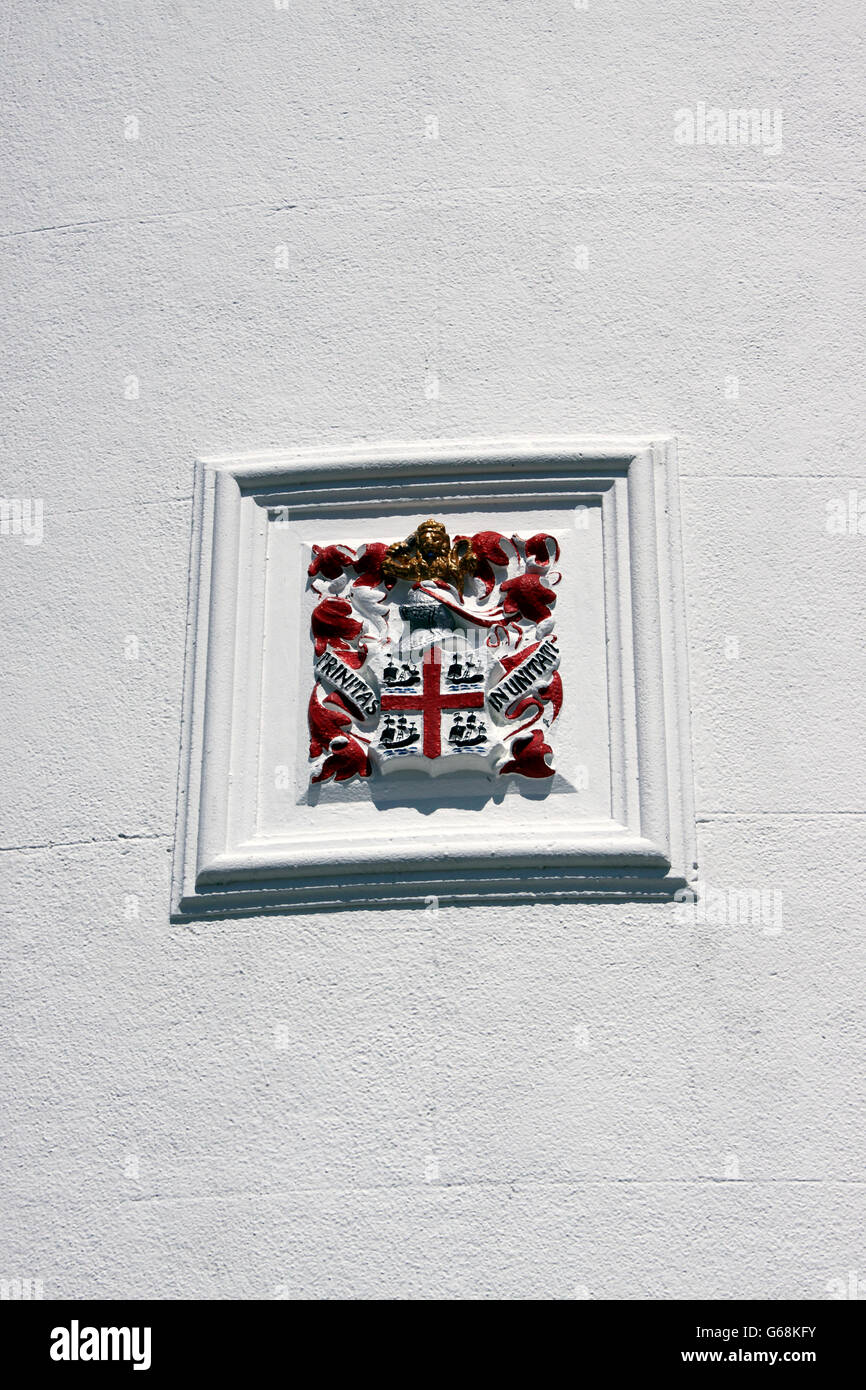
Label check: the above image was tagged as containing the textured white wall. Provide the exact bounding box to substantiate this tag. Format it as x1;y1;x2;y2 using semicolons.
2;0;864;1299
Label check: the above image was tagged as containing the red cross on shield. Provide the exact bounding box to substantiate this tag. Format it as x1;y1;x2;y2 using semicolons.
379;645;485;758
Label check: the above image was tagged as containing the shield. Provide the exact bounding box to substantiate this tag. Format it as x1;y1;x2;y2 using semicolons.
369;632;503;776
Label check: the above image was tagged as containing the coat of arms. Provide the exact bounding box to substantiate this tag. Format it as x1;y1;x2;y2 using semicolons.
307;518;562;785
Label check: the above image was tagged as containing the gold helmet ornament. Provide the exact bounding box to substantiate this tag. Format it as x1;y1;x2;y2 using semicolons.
382;518;477;598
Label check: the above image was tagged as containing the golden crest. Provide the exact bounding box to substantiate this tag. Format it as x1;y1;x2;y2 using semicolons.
382;518;477;597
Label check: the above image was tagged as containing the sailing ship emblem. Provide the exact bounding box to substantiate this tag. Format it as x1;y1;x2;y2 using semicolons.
379;713;421;750
382;655;421;688
445;651;483;686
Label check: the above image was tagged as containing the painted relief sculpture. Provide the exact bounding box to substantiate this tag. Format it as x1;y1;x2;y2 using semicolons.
307;519;562;784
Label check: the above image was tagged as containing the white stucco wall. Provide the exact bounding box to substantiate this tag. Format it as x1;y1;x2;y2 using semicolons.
2;0;864;1299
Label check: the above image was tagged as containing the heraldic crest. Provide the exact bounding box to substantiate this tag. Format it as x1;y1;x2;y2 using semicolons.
307;518;563;784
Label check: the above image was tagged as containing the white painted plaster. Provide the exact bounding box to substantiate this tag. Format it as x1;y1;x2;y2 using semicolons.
2;0;864;1300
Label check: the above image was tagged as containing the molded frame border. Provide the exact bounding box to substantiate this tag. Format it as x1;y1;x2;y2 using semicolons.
171;437;697;919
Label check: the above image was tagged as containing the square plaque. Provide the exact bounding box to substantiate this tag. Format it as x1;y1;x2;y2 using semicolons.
171;437;697;918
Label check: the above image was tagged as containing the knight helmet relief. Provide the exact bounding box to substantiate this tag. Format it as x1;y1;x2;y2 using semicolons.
307;518;563;785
